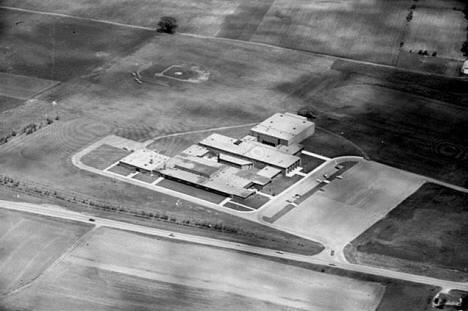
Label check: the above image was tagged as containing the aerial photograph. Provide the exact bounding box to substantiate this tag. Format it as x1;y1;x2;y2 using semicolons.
0;0;467;310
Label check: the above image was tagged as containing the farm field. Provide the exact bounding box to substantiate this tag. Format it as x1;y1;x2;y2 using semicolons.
298;61;468;187
250;0;410;65
0;8;154;81
2;228;383;311
216;0;274;41
345;182;468;282
0;208;92;294
0;227;439;311
402;0;467;60
260;159;424;250
0;0;239;36
4;0;466;73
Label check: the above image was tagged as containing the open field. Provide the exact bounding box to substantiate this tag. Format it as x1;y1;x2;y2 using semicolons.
1;0;239;36
260;159;424;250
298;60;468;186
345;182;468;282
216;0;274;41
80;144;130;170
0;96;23;113
0;226;440;311
2;227;383;311
402;1;467;60
0;72;59;100
0;208;92;294
157;178;226;204
0;8;154;81
251;0;410;65
4;0;466;73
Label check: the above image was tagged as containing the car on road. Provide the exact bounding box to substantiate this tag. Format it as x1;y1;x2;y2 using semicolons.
88;218;95;222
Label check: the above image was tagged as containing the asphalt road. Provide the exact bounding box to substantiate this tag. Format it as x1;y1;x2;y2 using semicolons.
0;199;467;292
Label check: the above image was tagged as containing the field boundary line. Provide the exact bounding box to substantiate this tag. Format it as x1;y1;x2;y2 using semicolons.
0;6;155;30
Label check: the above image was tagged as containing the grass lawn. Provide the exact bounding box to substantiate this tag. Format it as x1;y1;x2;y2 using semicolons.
300;154;325;173
261;174;302;196
108;164;134;176
224;201;252;212
345;182;468;282
157;178;226;204
132;172;160;183
231;193;269;209
80;144;130;170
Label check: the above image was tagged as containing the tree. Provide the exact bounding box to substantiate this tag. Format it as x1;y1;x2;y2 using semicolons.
157;16;178;34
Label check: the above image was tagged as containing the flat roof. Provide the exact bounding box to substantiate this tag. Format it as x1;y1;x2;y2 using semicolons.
167;154;222;177
160;166;254;198
120;149;169;171
257;166;282;179
199;133;300;169
250;112;314;141
181;144;210;157
219;153;253;166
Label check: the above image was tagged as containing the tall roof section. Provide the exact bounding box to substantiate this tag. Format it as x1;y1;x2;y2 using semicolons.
199;133;300;169
250;112;314;142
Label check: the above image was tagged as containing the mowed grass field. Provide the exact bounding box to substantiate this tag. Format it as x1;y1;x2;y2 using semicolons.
402;0;467;60
0;9;154;81
0;72;58;100
345;182;468;282
0;95;23;113
1;227;438;311
0;208;92;294
80;144;130;170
